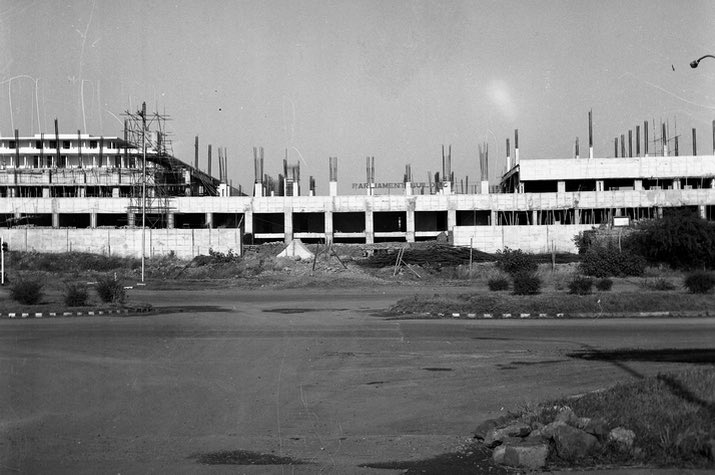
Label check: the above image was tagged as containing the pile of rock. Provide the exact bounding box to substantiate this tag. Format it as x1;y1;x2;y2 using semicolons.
474;406;636;470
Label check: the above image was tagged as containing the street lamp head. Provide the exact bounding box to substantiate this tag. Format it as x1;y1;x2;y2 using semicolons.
690;60;699;68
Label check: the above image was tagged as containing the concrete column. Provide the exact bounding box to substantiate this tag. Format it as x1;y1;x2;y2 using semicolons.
596;180;604;192
127;212;135;228
531;210;538;225
329;181;338;197
574;209;581;225
480;180;489;194
205;212;213;229
167;212;175;229
672;179;681;190
78;187;86;197
405;182;412;196
699;205;707;219
365;210;374;244
557;181;566;193
90;212;98;229
634;180;643;191
657;207;663;219
405;199;415;242
447;207;457;236
490;210;497;226
244;209;254;235
324;210;334;243
52;212;60;228
42;188;50;198
284;210;293;244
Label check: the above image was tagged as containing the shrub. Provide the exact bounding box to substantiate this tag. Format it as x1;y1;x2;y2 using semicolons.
579;243;646;277
627;209;715;269
64;283;89;306
487;276;510;291
512;272;541;295
95;275;126;304
595;278;613;291
496;247;538;276
683;271;715;294
9;278;43;305
568;276;593;295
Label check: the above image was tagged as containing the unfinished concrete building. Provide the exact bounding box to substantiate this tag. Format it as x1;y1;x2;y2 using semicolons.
1;117;714;257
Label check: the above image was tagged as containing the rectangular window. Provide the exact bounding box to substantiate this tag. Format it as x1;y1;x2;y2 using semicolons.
62;140;70;149
9;140;16;149
35;140;42;149
89;140;98;149
49;140;57;149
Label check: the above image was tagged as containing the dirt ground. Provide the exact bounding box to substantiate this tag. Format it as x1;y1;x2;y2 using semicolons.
2;281;714;474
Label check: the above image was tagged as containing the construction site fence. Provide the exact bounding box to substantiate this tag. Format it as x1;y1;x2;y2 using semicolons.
0;227;242;259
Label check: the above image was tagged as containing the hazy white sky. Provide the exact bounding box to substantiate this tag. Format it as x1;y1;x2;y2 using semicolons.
1;0;714;193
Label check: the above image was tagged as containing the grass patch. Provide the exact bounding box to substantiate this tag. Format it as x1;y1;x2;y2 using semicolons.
523;367;715;468
389;291;714;315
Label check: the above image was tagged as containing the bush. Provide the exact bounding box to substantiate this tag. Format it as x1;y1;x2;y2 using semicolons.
568;276;593;295
683;271;715;294
496;247;538;276
208;248;239;263
95;276;126;304
595;278;613;291
579;243;646;277
487;276;510;291
627;209;715;269
512;272;541;295
9;278;43;305
64;283;89;306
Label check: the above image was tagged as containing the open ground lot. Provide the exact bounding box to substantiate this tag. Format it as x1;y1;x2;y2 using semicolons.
1;285;714;474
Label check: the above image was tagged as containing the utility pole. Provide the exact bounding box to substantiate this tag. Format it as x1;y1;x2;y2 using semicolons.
141;102;147;284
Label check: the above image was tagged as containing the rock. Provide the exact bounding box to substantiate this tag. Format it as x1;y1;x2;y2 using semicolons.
554;406;578;425
552;424;601;460
582;418;610;440
540;420;568;439
483;422;532;447
503;439;550;470
474;418;505;440
492;445;507;464
574;417;591;429
608;427;636;450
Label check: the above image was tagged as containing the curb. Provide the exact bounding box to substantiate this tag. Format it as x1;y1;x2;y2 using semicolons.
397;310;712;319
0;306;153;320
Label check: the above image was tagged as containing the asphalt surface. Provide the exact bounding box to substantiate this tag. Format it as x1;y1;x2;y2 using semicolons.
1;285;714;474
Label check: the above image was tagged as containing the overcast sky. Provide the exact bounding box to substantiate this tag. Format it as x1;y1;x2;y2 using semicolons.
1;0;714;193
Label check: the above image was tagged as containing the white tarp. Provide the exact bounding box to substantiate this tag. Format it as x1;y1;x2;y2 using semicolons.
277;239;314;260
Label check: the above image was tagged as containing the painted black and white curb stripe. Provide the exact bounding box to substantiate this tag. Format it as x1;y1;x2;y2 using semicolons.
0;306;153;319
394;310;709;319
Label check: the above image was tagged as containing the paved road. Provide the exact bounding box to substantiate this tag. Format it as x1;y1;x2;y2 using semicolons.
1;286;714;474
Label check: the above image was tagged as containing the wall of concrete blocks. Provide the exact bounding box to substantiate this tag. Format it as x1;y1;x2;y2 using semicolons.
0;228;242;258
452;224;596;253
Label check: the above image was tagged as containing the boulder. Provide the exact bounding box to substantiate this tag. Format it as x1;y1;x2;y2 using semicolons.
492;445;507;464
582;418;610;440
552;424;601;460
608;427;636;450
483;422;532;447
474;418;504;440
503;438;550;470
554;406;578;425
540;420;568;439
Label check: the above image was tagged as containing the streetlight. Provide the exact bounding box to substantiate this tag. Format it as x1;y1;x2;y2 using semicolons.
690;55;715;68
